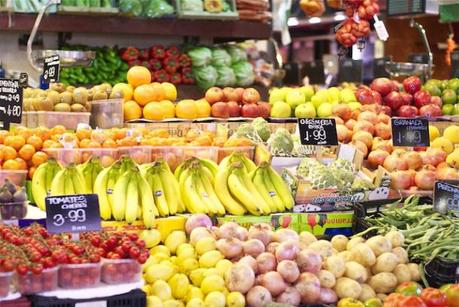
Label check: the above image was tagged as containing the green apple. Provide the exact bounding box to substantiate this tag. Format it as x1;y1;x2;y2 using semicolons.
295;102;316;118
442;104;455;115
424;84;442;97
327;87;340;104
286;89;306;110
269;88;286;104
447;78;459;92
454;103;459;115
348;101;362;111
270;101;291;118
317;102;333;117
299;85;315;101
311;89;329;109
339;88;356;103
442;89;457;105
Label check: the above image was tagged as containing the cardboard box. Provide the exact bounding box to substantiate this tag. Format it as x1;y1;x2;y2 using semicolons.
215;213;301;232
297;211;354;237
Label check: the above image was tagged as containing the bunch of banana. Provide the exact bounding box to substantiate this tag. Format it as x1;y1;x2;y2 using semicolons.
31;159;62;210
50;165;89;196
94;160;122;220
76;157;103;193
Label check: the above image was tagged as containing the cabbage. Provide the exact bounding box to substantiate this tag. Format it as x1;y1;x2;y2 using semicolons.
144;0;174;17
227;45;247;64
211;48;231;67
181;0;203;11
232;61;254;86
194;66;217;89
216;66;236;87
188;47;212;67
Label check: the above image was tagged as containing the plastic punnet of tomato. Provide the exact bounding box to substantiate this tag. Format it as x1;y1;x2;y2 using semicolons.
58;262;101;289
15;266;58;295
101;258;141;284
0;271;14;297
396;281;423;296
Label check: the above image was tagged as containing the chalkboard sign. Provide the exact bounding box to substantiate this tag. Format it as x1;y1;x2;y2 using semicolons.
451;52;459;78
298;118;338;146
0;79;23;130
434;181;459;216
338;59;363;83
45;194;101;234
373;57;391;78
391;118;430;147
387;0;424;16
43;55;60;83
302;60;325;85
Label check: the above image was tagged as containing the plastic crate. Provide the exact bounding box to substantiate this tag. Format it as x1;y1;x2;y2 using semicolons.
44;148;83;166
182;146;218;162
90;99;124;129
0;170;28;187
0;271;14;298
118;146;153;164
0;201;28;220
58;263;101;289
101;258;141;284
80;148;119;167
151;146;184;171
28;289;146;307
217;146;255;163
15;267;58;295
424;257;459;287
36;111;90;130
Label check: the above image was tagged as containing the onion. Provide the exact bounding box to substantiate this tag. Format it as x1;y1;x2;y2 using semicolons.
256;252;277;274
318;288;338;304
276;286;301;305
225;263;255;294
243;239;265;258
185;214;212;234
275;240;299;262
190;227;214;246
296;249;322;274
277;260;300;283
238;255;258;273
215;222;241;240
216;238;243;259
255;273;265;285
246;286;273;307
299;231;317;250
261;271;287;297
295;272;321;304
273;228;299;243
235;226;248;241
248;223;273;246
266;242;279;254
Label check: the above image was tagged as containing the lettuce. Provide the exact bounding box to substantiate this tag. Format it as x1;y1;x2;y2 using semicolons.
211;48;231;67
194;66;217;89
227;45;247;64
232;61;254;86
188;47;212;67
215;66;236;87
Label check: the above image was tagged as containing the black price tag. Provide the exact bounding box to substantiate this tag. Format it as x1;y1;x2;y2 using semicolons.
0;78;23;129
338;59;363;83
434;181;459;216
298;118;338;146
391;118;430;147
43;55;60;83
45;194;101;234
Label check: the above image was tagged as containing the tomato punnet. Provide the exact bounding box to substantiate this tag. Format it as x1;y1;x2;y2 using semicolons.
420;288;448;307
400;296;427;307
396;281;423;296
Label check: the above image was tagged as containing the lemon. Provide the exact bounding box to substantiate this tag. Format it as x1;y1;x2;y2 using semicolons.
142;256;157;273
202;268;220;278
140;229;161;248
146;295;163;307
186;286;204;302
151;280;172;301
195;237;216;255
142;284;152;295
150;245;171;256
149;253;170;264
444;125;459;144
178;258;199;274
163;299;184;307
145;263;176;283
186;298;205;307
429;125;440;141
226;292;245;307
215;259;232;277
204;291;226;307
201;275;225;295
165;231;187;254
199;250;223;268
168;273;190;299
189;268;206;287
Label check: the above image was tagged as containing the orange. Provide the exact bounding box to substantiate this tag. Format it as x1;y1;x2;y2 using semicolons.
61;133;78;145
27;135;43;150
31;151;48;166
33;127;51;140
79;139;91;148
15;158;27;170
18;144;36;161
2;159;20;170
112;83;134;101
2;146;17;160
0;130;9;144
150;83;166;101
195;99;211;118
127;66;151;88
15;127;32;141
76;128;92;141
102;139;117;148
161;82;177;101
117;137;137;147
124;100;142;121
159;100;175;118
0;149;3;161
50;125;67;135
4;135;25;151
176;100;197;119
143;102;167;121
42;139;57;149
133;84;155;106
87;141;101;148
28;166;36;179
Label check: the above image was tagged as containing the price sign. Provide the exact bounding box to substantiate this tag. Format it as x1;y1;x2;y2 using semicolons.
43;55;60;83
433;181;459;216
391;118;430;147
0;78;23;130
298;118;338;146
45;194;101;234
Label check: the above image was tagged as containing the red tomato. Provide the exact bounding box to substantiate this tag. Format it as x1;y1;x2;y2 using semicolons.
445;284;459;307
420;288;448;307
384;293;405;307
400;296;427;307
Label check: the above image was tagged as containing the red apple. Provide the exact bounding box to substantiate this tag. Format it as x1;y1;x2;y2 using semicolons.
384;91;404;110
227;101;240;117
397;105;418;117
242;88;261;104
370;77;393;96
380;105;392;116
223;87;239;102
402;76;422;95
413;90;432;108
400;92;413;106
371;90;383;105
356;87;374;105
257;102;271;119
211;102;229;118
241;103;259;118
430;96;442;107
234;88;244;104
419;104;442;118
205;87;224;105
392;80;402;92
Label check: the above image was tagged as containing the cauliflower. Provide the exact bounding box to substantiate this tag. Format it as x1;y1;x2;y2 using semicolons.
252;117;271;142
267;128;294;156
234;123;263;143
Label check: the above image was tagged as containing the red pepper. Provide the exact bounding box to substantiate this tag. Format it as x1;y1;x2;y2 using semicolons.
139;60;151;70
166;46;180;58
121;47;139;62
179;54;192;67
170;72;182;85
149;58;162;71
181;67;194;84
150;45;166;59
163;57;180;74
127;59;141;67
154;70;170;83
139;49;150;61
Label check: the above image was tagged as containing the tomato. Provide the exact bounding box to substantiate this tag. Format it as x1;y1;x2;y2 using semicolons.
420;288;448;307
384;293;406;307
445;284;459;307
31;263;43;275
364;298;383;307
16;264;29;275
400;296;427;307
338;298;365;307
129;246;140;259
396;281;423;296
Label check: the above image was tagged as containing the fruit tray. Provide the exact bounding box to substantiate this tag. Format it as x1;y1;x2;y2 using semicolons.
58;263;101;289
101;258;141;285
217;146;255;163
0;201;28;220
0;271;14;298
15;267;58;295
0;170;28;187
36;111;91;130
90;99;123;129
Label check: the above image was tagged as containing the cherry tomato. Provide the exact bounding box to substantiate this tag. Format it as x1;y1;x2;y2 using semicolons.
128;233;139;241
129;246;140;259
31;263;43;275
121;241;131;253
137;254;148;264
396;281;423;296
135;239;146;248
399;296;427;307
16;264;29;275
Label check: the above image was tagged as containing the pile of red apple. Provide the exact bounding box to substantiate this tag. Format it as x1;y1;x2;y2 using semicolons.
356;76;443;118
204;87;271;119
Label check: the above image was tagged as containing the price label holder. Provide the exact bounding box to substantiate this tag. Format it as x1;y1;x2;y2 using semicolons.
451;51;459;78
43;54;60;83
433;181;459;216
338;59;363;83
45;194;101;234
391;118;430;147
298;118;338;146
0;78;23;130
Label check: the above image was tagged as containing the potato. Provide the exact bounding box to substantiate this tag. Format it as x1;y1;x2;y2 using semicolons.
359;283;376;301
346;237;365;251
308;240;334;259
334;277;362;299
324;255;345;278
350;243;376;267
407;263;421;281
376;293;387;301
299;231;317;249
339;251;352;262
394;264;411;283
368;272;398;293
331;235;349;252
345;261;368;283
385;230;404;248
372;252;399;274
392;247;408;264
318;270;336;288
366;235;392;257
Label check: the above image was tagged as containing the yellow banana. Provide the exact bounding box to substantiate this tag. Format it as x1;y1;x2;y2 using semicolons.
214;167;246;216
267;167;294;210
237;168;271;215
240;155;256;173
50;168;66;196
45;159;61;194
150;172;169;216
112;171;130;221
198;158;218;177
182;172;208;214
261;168;285;212
137;172;157;228
64;171;75;195
158;167;178;215
94;167;111;220
71;167;88;195
227;171;262;216
125;174;139;223
252;168;277;212
31;163;48;210
194;172;217;215
198;169;225;215
106;163;121;211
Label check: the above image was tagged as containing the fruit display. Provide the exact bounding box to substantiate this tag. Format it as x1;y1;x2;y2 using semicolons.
425;78;459;116
0;179;28;220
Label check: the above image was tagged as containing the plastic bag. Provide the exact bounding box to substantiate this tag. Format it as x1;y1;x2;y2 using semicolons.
211;48;232;67
193;66;218;89
232;61;255;86
300;0;325;17
215;66;236;87
226;45;247;64
181;0;203;11
188;47;212;67
144;0;174;17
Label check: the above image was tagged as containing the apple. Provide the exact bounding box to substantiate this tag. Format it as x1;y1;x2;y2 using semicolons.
295;102;316;118
270;101;291;118
370;77;393;96
269;88;286;103
381;105;392;116
227;101;240;117
454;103;459;115
384;91;404;110
257;102;271;119
317;102;333;117
400;92;413;106
355;87;373;105
241;103;259;118
402;76;422;95
413;90;432;108
299;85;315;101
286;90;306;111
332;104;352;121
348;102;362;111
371;90;383;105
442;104;454;115
242;88;260;104
234;87;244;103
205;87;224;105
397;105;418;118
211;102;229;118
339;88;356;104
223;87;239;102
419;104;442;118
430;96;442;107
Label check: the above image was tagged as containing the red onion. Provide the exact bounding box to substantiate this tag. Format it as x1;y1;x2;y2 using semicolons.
275;240;299;262
276;286;301;305
190;227;214;245
261;271;287;297
243;239;265;258
273;228;299;243
256;252;277;274
185;214;212;234
238;255;258;274
225;263;255;294
266;242;280;254
216;238;243;259
318;288;338;304
246;286;273;307
248;223;273;246
255;273;265;285
296;249;322;274
277;260;300;283
295;273;321;304
215;222;240;240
